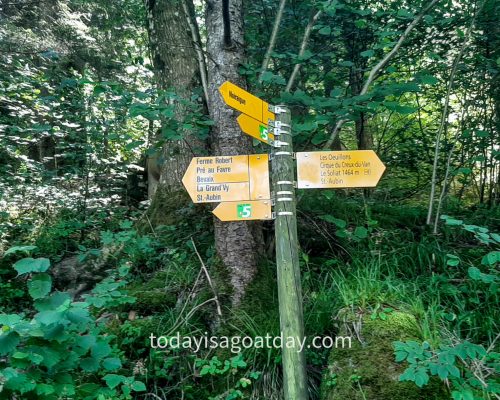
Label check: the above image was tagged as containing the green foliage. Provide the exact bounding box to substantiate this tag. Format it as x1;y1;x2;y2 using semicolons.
394;339;499;397
0;0;499;399
0;256;143;399
195;354;261;400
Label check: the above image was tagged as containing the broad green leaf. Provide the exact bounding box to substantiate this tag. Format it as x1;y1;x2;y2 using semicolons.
4;246;37;256
395;351;407;362
0;314;22;327
354;226;368;239
462;390;474;400
14;258;50;275
446;254;460;266
28;273;52;299
92;341;112;360
103;357;122;371
36;384;55;395
31;346;61;368
468;267;481;280
131;381;146;392
5;372;36;394
35;310;64;325
67;308;90;324
80;356;100;372
414;368;429;387
77;335;97;351
482;251;499;266
0;332;20;355
103;374;126;389
34;291;71;312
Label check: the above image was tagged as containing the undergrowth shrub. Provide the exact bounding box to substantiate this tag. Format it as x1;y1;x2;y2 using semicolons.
0;251;145;399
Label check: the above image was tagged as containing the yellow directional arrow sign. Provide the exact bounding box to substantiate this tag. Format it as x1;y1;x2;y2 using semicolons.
296;150;386;189
219;81;275;124
237;114;275;145
213;200;273;221
182;154;270;203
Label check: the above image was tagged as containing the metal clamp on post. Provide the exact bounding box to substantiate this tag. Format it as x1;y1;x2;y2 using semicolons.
277;180;294;185
273;140;290;148
273;127;290;136
269;105;288;115
273;121;291;129
277;211;293;216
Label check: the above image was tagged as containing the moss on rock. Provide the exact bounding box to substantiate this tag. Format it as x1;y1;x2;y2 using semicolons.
127;271;178;314
320;310;449;400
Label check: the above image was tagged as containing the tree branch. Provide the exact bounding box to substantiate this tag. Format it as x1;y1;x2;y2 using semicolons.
323;0;440;149
181;0;210;107
427;0;482;226
259;0;287;82
285;7;323;92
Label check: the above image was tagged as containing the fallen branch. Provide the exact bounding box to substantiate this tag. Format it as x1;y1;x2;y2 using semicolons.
190;238;223;318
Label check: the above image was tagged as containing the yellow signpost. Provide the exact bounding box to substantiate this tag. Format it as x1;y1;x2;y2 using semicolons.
237;114;275;145
213;200;273;221
186;81;387;400
219;81;275;124
181;154;270;204
296;150;386;189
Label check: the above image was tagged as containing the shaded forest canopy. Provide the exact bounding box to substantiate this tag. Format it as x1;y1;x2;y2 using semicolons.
0;0;498;399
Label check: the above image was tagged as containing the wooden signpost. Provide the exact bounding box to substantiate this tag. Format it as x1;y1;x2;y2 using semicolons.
181;81;386;400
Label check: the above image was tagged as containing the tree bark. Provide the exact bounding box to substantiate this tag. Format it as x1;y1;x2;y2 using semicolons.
144;0;205;196
205;0;265;306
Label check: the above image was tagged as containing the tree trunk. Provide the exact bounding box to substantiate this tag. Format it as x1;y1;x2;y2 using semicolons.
350;68;373;150
205;0;265;306
144;0;205;197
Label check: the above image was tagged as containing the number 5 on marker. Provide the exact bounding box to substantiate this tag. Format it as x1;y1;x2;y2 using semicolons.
259;125;269;141
237;204;252;219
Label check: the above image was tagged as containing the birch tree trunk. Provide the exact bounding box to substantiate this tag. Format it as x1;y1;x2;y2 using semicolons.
205;0;265;306
145;0;205;198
